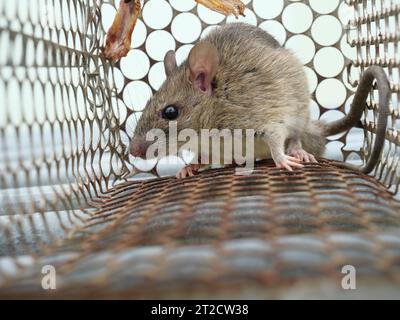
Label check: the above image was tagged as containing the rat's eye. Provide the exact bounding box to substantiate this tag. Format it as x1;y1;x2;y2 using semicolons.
162;105;179;120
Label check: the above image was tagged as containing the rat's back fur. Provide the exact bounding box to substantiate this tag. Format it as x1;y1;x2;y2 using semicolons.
201;23;325;156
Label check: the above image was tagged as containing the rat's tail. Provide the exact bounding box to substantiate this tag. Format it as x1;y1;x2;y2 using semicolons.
321;66;391;173
324;66;390;137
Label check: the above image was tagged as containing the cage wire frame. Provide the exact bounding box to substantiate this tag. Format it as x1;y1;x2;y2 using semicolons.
0;0;399;298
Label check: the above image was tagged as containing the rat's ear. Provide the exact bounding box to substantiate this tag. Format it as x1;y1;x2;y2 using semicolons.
164;50;178;77
187;42;219;96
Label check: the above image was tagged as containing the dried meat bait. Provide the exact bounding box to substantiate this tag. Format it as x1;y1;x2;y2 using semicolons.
195;0;245;18
102;0;245;62
102;0;141;61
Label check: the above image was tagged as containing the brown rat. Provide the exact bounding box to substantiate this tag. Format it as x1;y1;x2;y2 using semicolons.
129;23;390;178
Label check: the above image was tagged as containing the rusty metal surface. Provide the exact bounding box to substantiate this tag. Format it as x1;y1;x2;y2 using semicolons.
0;0;399;298
1;160;400;298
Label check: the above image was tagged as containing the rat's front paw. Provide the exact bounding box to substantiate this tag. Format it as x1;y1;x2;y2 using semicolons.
176;164;202;179
274;155;304;172
288;148;318;163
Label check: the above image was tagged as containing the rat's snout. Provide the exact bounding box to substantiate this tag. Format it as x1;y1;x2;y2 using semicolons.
129;138;153;159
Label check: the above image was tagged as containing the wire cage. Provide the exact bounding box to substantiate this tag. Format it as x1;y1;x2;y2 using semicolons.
0;0;399;298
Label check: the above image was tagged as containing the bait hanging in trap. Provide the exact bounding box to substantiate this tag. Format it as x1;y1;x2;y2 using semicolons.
0;0;399;299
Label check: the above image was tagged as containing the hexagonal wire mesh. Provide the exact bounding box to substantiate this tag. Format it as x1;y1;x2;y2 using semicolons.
0;0;399;298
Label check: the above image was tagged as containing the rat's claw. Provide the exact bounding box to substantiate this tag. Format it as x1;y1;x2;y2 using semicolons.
176;164;201;179
275;155;304;171
309;154;317;163
176;168;189;179
286;155;302;163
288;148;318;163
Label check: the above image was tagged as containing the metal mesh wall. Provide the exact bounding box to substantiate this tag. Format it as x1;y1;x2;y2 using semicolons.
0;0;399;298
345;0;400;193
0;0;128;256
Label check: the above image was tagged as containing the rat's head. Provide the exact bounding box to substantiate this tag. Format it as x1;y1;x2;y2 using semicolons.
129;41;219;159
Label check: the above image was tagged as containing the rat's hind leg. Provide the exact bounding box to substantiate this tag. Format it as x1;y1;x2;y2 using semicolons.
261;125;303;171
287;138;317;163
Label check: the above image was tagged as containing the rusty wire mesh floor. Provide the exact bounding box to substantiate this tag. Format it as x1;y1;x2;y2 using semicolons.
1;160;400;298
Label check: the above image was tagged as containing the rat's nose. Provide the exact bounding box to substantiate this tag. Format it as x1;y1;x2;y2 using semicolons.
129;139;152;158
